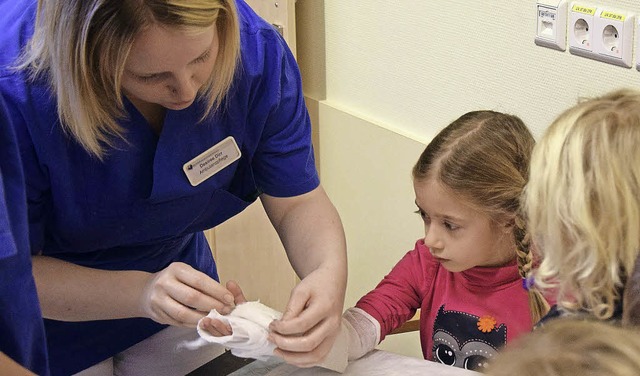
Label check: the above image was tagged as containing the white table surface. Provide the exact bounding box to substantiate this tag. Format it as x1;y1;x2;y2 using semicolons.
229;350;480;376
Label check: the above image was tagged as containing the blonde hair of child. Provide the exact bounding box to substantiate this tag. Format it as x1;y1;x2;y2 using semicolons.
412;111;549;324
17;0;240;159
485;319;640;376
525;89;640;320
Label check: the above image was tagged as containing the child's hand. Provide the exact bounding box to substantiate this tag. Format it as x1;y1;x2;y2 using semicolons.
198;280;249;337
200;316;233;336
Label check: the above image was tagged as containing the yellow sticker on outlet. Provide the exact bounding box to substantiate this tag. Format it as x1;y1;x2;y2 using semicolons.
601;11;625;22
571;5;596;15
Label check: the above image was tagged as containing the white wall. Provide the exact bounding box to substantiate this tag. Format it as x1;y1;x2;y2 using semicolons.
324;0;640;140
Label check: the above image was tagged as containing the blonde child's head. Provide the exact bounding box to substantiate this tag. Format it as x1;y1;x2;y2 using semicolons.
413;110;548;323
525;89;640;320
485;319;640;376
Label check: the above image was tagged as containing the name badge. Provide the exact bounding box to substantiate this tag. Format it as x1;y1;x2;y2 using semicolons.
183;136;241;186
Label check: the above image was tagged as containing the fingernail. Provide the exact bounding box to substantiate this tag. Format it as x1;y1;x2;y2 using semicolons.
224;294;234;303
221;306;232;315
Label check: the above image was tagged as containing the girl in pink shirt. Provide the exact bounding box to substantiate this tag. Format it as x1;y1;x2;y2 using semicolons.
319;110;550;372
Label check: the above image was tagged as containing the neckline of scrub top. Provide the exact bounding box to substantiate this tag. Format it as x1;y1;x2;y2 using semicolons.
122;96;243;203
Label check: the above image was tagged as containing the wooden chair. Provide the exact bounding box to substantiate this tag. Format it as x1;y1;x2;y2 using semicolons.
389;310;420;334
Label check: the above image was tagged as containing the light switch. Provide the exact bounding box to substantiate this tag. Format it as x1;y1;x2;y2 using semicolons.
535;0;568;51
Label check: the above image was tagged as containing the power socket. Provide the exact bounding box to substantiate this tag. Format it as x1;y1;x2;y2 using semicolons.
569;3;596;57
569;3;635;68
592;8;634;68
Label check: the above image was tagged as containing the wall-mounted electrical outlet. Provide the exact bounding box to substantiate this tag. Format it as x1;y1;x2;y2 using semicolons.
569;3;596;57
592;8;634;67
569;4;635;68
535;0;568;51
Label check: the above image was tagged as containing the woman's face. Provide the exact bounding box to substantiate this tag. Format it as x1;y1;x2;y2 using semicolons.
122;23;219;111
414;177;515;272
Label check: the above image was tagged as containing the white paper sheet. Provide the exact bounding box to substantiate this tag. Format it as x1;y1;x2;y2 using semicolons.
229;350;480;376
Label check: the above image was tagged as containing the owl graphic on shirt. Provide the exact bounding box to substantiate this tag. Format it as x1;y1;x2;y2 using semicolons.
432;304;507;371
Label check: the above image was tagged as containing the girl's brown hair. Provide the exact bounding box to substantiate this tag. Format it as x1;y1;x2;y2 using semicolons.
413;111;549;324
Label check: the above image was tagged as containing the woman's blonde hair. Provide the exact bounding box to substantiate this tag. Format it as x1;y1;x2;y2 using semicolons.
18;0;240;159
485;319;640;376
412;111;549;324
525;89;640;320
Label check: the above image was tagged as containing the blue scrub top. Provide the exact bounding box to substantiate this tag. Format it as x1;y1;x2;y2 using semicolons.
0;0;319;374
0;93;49;374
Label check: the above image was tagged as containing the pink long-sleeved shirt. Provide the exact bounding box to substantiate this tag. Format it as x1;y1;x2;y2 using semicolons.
356;239;532;370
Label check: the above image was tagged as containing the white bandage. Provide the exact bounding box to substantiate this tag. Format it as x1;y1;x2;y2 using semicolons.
343;307;380;360
318;307;381;373
184;301;282;361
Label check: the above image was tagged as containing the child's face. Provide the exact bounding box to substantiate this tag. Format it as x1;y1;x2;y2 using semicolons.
414;178;515;272
121;23;219;111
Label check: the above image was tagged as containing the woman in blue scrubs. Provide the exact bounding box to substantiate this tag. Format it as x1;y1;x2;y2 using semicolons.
0;93;49;375
0;0;347;374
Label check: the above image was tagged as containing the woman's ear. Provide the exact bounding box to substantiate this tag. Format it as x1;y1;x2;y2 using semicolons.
622;253;640;326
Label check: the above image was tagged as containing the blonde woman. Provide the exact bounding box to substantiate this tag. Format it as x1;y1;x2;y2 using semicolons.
524;89;640;323
0;0;347;375
485;319;640;376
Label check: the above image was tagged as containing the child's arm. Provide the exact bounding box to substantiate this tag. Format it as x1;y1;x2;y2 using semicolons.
318;242;430;371
355;243;428;341
343;307;381;359
317;307;381;372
